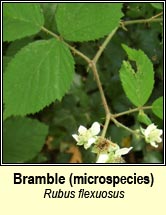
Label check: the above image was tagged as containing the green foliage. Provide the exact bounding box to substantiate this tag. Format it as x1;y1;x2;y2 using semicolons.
3;3;163;164
152;97;163;119
142;151;163;163
3;3;44;41
40;3;58;39
150;3;163;10
56;3;123;42
4;39;75;118
119;44;154;107
3;56;12;72
41;3;57;31
6;36;34;56
137;110;152;126
3;117;48;163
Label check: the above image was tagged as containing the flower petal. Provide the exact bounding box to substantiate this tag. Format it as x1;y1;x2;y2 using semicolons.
88;137;96;144
156;136;162;143
144;124;156;136
150;141;158;148
72;134;79;142
78;125;87;134
90;122;100;135
96;153;109;163
84;138;96;149
115;147;133;156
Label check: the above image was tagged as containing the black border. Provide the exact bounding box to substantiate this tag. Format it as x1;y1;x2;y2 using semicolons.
1;1;165;166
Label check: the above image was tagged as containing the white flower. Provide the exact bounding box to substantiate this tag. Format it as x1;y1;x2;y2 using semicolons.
96;146;133;163
96;153;109;163
141;123;162;148
115;147;133;156
72;122;100;149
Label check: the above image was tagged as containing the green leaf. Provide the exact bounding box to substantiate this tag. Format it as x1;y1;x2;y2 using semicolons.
152;97;163;119
55;3;123;42
6;37;34;56
119;44;154;106
3;3;44;41
3;117;48;163
3;56;12;72
150;3;163;10
4;39;75;118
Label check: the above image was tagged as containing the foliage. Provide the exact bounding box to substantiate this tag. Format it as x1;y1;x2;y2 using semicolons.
4;39;74;118
55;3;123;42
3;3;44;41
119;44;154;107
3;3;163;164
3;117;48;163
152;97;163;119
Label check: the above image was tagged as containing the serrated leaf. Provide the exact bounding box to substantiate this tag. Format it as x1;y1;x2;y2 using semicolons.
150;3;163;10
3;3;44;41
152;97;163;119
55;3;123;42
3;117;48;163
119;44;154;106
6;36;34;56
4;39;75;118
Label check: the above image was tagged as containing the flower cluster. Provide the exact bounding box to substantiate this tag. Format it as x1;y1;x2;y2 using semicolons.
72;122;132;163
93;137;132;163
96;146;133;163
72;122;162;163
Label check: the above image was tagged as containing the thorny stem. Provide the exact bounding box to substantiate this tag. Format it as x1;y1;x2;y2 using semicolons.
41;13;162;138
41;26;60;40
112;117;139;135
121;17;162;27
114;106;152;118
101;114;111;138
93;27;118;64
90;62;110;116
120;12;162;30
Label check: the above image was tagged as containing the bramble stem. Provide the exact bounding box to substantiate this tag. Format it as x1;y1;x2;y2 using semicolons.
111;117;138;135
41;26;60;39
90;62;110;116
93;27;118;64
121;17;162;26
114;106;152;118
101;114;111;138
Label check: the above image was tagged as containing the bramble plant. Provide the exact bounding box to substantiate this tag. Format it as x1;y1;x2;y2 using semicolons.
3;3;163;164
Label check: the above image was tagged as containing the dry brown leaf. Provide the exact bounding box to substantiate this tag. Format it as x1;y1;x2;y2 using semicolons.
66;144;82;163
45;135;54;150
